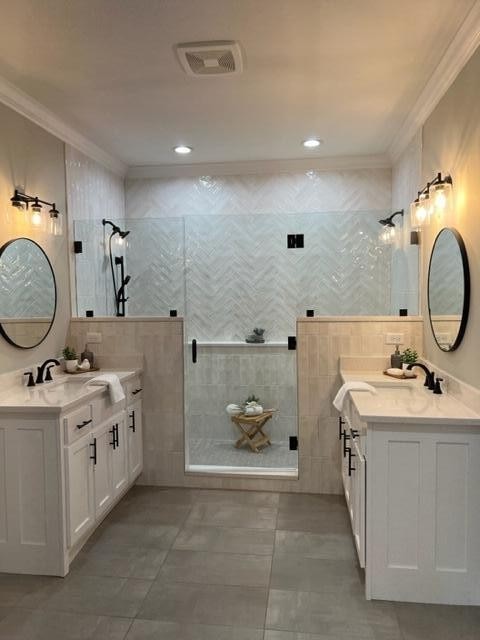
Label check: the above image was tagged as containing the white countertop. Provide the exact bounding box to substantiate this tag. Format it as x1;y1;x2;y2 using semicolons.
340;370;480;426
0;369;141;416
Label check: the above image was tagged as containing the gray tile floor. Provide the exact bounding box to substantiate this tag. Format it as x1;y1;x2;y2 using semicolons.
1;486;479;639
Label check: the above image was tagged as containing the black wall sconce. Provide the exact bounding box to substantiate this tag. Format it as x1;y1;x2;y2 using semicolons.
10;188;63;235
410;172;453;229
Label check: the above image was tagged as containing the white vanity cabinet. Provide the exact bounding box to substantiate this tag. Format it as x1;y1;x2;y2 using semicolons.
0;372;143;577
340;396;480;605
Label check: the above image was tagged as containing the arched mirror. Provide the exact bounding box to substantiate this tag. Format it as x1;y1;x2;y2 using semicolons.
428;228;470;352
0;238;57;349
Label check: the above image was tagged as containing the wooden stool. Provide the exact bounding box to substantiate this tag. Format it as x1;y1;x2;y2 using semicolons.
231;411;274;453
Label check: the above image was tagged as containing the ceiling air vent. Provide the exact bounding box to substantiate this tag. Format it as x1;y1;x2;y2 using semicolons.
175;41;243;77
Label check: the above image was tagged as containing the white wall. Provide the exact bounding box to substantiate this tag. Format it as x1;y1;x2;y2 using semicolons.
0;102;69;374
421;45;480;388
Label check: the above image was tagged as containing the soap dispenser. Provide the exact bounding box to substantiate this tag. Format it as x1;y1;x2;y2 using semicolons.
81;344;94;368
390;345;402;369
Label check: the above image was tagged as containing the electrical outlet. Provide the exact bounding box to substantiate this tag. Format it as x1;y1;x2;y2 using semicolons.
86;332;102;344
385;333;404;345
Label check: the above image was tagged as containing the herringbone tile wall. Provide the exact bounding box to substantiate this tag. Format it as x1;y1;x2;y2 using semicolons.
185;212;392;341
125;168;391;217
74;210;395;332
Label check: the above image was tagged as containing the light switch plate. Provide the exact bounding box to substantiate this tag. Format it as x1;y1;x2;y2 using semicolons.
86;332;102;344
385;333;404;345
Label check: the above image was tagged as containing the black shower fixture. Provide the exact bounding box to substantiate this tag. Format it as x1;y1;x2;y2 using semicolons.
102;219;131;317
378;210;404;228
102;218;130;239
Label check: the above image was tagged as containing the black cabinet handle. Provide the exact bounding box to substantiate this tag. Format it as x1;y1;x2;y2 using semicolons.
114;423;119;448
109;426;116;449
76;419;92;430
129;410;136;432
338;417;345;441
351;429;359;439
90;438;97;465
132;388;142;395
192;339;197;363
348;448;356;476
342;431;350;457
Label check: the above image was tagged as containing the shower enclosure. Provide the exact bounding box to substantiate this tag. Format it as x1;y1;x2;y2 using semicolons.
73;210;417;476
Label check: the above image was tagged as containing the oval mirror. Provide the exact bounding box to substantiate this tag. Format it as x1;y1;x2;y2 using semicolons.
428;228;470;352
0;238;57;349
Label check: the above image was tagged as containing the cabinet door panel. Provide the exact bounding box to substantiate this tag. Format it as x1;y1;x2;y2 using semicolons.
93;423;114;519
66;436;94;547
127;401;143;480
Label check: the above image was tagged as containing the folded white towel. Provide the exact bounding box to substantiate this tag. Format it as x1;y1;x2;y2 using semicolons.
88;374;125;404
333;381;377;412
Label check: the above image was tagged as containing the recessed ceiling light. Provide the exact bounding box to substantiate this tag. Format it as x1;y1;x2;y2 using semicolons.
174;145;193;155
302;138;322;149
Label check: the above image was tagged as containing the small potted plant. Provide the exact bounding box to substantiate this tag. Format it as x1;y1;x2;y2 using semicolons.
401;348;418;377
62;346;78;373
243;394;263;416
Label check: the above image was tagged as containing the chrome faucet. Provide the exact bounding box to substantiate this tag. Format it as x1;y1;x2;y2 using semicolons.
406;362;435;391
36;358;60;384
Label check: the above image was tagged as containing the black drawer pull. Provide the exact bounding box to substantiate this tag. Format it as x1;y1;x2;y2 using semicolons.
348;448;356;476
90;438;97;465
129;410;136;432
132;388;142;395
192;339;197;364
76;419;92;430
109;426;116;449
342;432;350;457
338;417;345;441
114;423;119;448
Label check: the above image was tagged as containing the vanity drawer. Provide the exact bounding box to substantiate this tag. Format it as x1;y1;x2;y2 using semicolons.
93;394;126;425
126;377;143;404
64;404;94;444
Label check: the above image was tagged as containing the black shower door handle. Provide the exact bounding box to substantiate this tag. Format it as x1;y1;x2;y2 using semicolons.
192;339;197;363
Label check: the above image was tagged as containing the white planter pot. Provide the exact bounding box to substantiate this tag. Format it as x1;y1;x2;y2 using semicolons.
65;359;78;373
402;363;416;377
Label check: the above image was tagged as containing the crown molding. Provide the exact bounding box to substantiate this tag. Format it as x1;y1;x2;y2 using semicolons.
0;75;127;177
388;1;480;162
126;153;391;179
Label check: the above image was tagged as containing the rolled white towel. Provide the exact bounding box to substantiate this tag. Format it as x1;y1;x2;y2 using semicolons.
88;374;125;404
333;381;377;412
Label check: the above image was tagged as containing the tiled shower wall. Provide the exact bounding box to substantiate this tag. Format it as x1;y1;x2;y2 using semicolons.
68;315;423;494
185;345;297;448
74;210;395;331
65;145;126;316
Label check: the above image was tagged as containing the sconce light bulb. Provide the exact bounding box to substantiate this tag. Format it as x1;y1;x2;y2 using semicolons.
435;190;447;210
416;205;427;223
32;211;42;226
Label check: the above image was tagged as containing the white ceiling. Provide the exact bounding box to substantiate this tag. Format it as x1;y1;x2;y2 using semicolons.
0;0;476;167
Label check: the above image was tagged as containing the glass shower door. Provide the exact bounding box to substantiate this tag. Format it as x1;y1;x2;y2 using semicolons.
183;213;299;475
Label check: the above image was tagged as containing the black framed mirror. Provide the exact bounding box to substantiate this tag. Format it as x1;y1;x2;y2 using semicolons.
428;228;470;352
0;238;57;349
